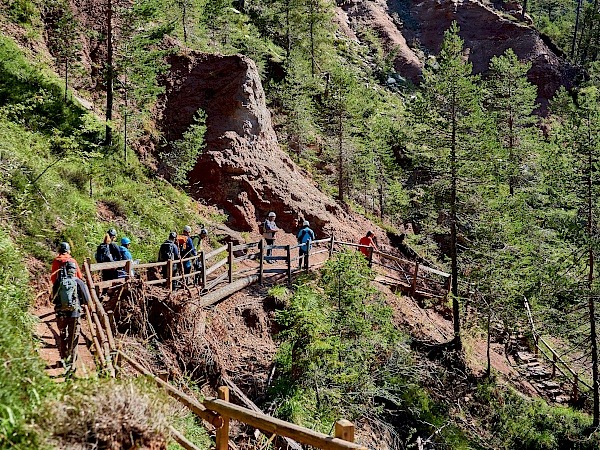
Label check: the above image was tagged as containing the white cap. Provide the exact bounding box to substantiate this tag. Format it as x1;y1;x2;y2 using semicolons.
183;225;192;233
268;212;276;217
303;220;309;226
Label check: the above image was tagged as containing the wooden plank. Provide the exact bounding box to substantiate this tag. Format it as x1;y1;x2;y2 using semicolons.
204;272;229;292
206;245;228;260
145;278;166;286
117;351;223;427
234;253;259;263
265;245;289;250
206;257;228;276
310;249;329;256
334;240;369;249
169;426;202;450
202;398;368;450
95;278;127;290
228;242;234;284
232;242;259;252
311;238;331;245
417;264;451;278
135;261;166;270
90;260;127;271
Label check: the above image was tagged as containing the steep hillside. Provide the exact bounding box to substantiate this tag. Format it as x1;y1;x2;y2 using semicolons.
336;0;575;103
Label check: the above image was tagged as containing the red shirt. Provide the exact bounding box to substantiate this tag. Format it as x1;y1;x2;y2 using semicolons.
358;236;376;257
50;254;83;283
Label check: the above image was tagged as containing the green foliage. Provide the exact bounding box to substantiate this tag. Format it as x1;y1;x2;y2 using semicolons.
473;381;597;450
275;251;405;421
0;232;50;448
161;110;207;186
2;0;39;26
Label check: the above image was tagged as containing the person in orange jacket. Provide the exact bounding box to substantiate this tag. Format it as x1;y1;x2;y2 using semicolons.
51;242;83;283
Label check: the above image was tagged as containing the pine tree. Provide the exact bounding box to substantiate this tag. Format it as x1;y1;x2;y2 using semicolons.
551;86;600;427
411;22;483;348
485;48;538;196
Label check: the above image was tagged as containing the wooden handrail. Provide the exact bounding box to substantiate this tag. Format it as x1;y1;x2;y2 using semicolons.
203;398;368;450
90;260;128;271
206;245;228;259
117;351;223;428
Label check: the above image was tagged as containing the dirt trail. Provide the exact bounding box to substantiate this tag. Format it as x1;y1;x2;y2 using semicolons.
35;303;97;380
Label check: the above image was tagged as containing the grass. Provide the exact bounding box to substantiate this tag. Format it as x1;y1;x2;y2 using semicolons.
0;230;51;449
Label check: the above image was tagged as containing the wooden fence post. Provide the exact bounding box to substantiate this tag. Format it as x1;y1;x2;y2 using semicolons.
368;247;374;268
216;386;230;450
334;419;355;442
286;245;292;285
329;235;335;258
552;353;557;378
573;375;579;402
201;251;207;288
534;336;539;357
167;259;173;292
228;242;234;284
259;240;264;284
410;263;419;297
125;259;132;280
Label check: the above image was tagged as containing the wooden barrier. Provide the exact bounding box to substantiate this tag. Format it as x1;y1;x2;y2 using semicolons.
203;395;368;450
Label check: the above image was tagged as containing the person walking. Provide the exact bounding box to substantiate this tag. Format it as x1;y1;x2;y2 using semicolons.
51;242;82;283
263;212;280;263
179;225;197;280
95;228;123;281
119;237;136;277
358;230;378;259
51;261;90;374
297;220;316;269
158;231;181;282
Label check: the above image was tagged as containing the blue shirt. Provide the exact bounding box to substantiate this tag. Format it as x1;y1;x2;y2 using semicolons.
119;245;133;261
297;227;316;251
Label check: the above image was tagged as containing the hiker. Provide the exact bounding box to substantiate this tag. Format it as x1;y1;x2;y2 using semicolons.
51;242;82;284
51;261;90;374
95;228;123;281
358;230;378;259
263;212;280;263
158;231;181;281
119;237;136;277
179;225;198;278
297;220;316;269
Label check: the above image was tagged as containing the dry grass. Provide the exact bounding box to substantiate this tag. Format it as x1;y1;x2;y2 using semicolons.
43;380;171;450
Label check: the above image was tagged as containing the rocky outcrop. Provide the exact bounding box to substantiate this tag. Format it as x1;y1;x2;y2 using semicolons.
158;44;371;239
335;0;423;83
336;0;576;103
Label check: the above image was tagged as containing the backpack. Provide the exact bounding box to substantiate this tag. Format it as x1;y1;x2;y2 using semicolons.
56;267;79;312
96;243;114;263
176;235;187;251
160;241;176;261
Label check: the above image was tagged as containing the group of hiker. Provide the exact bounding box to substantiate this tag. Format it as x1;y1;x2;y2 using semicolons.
49;215;378;374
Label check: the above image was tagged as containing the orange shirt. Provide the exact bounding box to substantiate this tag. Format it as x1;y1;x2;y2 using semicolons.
358;236;376;257
50;254;83;283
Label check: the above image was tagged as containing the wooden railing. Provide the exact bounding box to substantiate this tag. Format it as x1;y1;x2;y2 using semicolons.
84;236;450;300
523;298;592;401
117;350;368;450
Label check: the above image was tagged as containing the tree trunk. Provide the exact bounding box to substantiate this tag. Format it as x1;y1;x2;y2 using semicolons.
337;109;344;203
450;102;461;349
587;143;599;426
571;0;583;59
520;0;528;22
105;0;114;146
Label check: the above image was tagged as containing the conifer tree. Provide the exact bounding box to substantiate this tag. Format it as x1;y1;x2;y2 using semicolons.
551;86;600;427
485;48;538;196
411;22;482;348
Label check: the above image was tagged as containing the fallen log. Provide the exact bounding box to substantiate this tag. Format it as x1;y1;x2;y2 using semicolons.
196;275;259;309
